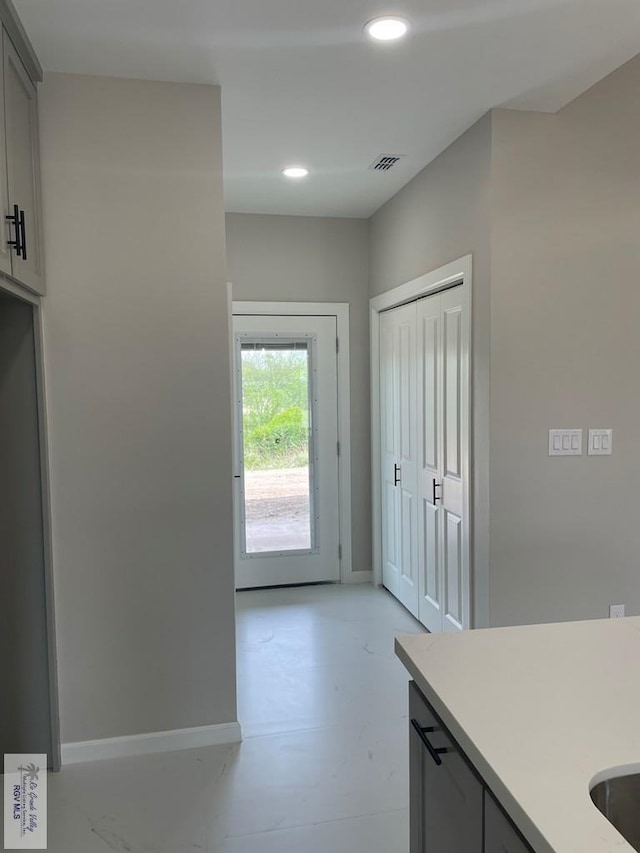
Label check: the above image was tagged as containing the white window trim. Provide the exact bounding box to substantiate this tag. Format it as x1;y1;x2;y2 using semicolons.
369;255;478;619
230;298;354;583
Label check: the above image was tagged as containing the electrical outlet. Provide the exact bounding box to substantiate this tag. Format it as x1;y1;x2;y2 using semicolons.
609;604;625;619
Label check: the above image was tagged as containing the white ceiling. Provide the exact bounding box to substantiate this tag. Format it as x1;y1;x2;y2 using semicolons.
15;0;640;218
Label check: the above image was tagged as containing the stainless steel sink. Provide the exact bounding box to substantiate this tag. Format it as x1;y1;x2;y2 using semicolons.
591;773;640;851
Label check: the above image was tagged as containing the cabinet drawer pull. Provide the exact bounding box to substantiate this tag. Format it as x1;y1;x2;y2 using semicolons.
6;203;23;258
411;718;449;766
18;208;26;261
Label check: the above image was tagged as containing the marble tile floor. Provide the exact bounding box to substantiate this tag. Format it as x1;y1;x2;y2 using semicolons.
45;584;424;853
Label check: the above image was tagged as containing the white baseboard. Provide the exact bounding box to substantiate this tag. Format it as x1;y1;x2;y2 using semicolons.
61;721;242;765
342;570;373;585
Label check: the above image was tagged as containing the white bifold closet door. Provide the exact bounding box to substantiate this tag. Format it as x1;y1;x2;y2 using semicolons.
380;302;418;616
380;285;470;632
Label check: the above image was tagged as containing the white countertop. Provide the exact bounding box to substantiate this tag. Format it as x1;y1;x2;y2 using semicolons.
396;617;640;853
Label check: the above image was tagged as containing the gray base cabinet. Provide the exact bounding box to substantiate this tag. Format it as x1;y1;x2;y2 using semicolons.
409;682;534;853
485;794;534;853
410;681;483;852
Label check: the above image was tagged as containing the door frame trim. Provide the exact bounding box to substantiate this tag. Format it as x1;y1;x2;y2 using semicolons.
230;300;354;583
369;255;475;622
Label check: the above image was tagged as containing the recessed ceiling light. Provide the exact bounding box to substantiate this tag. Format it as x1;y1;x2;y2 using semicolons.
282;166;309;179
365;16;410;41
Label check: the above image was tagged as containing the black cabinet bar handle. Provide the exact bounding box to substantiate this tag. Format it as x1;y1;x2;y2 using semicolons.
6;203;22;257
394;464;401;486
411;718;449;766
433;478;441;503
18;208;26;261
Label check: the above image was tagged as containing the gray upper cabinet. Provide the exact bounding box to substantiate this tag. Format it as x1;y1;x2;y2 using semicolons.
485;793;534;853
2;29;44;294
0;32;11;279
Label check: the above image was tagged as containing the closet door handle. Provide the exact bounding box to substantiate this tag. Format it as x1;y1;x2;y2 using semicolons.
410;719;449;766
18;208;26;261
433;479;441;503
394;464;401;486
6;203;22;257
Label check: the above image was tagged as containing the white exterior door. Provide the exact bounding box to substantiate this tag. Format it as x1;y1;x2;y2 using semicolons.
233;315;340;588
380;285;470;632
380;303;419;618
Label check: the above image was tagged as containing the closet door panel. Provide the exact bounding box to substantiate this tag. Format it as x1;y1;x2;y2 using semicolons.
380;311;401;600
417;295;443;631
443;510;463;631
380;303;419;618
440;286;470;631
395;304;419;616
442;302;463;515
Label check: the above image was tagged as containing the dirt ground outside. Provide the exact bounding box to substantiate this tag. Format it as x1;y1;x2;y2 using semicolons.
243;466;311;552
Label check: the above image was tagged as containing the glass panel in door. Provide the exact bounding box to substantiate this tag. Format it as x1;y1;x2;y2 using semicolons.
240;340;315;555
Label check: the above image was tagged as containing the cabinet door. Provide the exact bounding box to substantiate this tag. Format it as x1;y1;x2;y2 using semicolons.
0;34;12;278
409;682;483;853
485;793;534;853
4;31;44;294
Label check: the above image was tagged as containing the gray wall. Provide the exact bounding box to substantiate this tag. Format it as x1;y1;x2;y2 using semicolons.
226;213;371;576
489;55;640;625
368;54;640;628
39;74;236;743
0;293;52;759
368;115;493;627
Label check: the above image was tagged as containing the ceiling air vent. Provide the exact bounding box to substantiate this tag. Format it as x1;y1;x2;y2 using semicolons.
368;154;405;172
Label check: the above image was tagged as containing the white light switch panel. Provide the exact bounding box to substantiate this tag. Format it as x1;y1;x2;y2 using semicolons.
548;429;583;456
588;428;613;455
